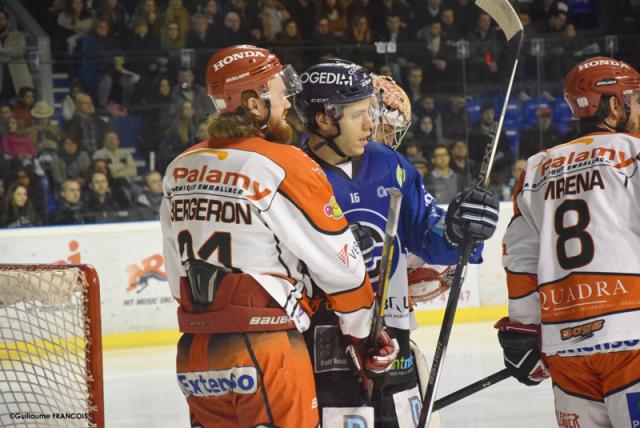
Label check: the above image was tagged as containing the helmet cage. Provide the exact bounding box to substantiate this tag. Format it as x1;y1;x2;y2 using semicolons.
375;102;412;150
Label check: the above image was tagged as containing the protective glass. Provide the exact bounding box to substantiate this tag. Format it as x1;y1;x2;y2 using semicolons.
279;64;303;99
325;93;380;125
622;87;640;107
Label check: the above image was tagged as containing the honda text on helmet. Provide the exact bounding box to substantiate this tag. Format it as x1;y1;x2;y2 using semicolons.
294;59;378;159
372;74;412;150
206;44;302;114
564;56;640;131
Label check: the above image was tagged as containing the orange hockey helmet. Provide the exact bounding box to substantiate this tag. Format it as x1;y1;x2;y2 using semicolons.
564;56;640;119
205;44;301;113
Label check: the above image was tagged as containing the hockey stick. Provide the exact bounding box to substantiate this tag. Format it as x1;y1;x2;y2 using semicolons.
365;187;403;399
433;368;511;411
417;2;524;427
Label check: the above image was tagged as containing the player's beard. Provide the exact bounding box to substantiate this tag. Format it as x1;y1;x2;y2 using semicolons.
265;115;293;144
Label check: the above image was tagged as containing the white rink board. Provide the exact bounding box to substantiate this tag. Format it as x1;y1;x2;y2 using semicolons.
0;203;512;336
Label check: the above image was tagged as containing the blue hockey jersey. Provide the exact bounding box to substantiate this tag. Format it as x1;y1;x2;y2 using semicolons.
307;141;482;330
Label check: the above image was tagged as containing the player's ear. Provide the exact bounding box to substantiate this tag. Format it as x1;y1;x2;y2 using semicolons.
242;91;267;118
315;112;332;131
608;96;623;118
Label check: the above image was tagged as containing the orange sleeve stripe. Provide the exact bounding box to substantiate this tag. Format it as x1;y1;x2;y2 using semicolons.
507;271;538;299
211;138;348;234
512;169;526;217
325;276;374;314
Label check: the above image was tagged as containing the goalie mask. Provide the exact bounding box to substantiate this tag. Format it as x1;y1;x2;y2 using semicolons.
372;75;412;150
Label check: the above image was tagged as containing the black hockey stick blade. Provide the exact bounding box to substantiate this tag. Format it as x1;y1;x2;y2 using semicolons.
433;368;511;411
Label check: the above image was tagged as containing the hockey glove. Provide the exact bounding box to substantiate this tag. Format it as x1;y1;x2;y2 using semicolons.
495;317;550;386
346;327;399;377
349;222;375;265
445;187;499;245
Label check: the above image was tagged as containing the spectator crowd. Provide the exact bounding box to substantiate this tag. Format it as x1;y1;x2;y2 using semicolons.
1;0;639;228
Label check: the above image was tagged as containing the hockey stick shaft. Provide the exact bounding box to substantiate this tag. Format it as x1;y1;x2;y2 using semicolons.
433;368;511;411
417;1;523;426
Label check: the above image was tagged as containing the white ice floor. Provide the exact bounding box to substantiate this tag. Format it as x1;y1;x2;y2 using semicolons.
103;321;557;427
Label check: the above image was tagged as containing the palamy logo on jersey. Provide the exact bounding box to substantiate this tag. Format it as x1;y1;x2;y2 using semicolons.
324;196;344;219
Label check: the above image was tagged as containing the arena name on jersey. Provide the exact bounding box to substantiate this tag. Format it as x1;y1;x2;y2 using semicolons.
177;367;257;398
173;166;272;201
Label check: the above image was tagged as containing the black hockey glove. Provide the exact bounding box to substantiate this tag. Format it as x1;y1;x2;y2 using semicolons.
495;317;550;386
445;187;499;245
349;223;374;265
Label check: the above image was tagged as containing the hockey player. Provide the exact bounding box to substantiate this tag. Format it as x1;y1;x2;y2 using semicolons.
160;45;398;428
500;56;640;428
295;59;500;427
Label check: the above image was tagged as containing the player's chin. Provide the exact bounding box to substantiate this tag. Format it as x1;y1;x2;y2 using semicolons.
266;118;293;145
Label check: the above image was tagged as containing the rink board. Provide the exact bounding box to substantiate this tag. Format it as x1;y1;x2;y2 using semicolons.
0;203;513;349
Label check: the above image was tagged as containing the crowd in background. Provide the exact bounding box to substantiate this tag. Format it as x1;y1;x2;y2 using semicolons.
0;0;639;228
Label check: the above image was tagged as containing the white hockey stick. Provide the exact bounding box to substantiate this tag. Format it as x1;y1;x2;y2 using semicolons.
417;1;524;427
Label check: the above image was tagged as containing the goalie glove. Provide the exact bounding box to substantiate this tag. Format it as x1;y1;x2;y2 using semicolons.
346;327;399;376
408;266;454;303
445;187;499;245
495;317;550;386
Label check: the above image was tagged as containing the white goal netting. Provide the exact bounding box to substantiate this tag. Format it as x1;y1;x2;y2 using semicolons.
0;265;103;427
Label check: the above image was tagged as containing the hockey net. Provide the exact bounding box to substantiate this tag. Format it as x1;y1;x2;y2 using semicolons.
0;264;104;427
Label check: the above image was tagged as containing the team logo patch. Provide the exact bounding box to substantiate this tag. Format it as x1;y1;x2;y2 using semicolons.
395;165;406;187
556;411;580;428
627;391;640;426
177;367;257;398
324;196;344;219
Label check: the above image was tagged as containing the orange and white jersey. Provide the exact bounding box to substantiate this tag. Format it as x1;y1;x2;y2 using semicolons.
160;138;374;339
503;132;640;355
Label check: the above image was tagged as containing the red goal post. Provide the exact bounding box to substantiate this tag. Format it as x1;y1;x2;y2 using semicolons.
0;264;104;428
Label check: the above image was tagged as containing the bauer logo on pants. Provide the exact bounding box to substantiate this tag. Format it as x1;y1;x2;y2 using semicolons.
627;391;640;426
177;367;257;397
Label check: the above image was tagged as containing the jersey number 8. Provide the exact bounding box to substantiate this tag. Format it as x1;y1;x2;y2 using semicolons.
554;199;594;270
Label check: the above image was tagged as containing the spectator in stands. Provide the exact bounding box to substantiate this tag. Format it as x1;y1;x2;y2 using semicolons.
449;139;475;178
426;144;462;204
519;106;563;159
414;20;455;90
469;13;502;86
81;18;135;110
12;87;36;128
81;171;122;223
347;0;373;28
374;14;410;77
160;21;186;77
11;166;47;220
440;7;462;42
87;158;131;208
470;102;494;142
258;0;290;42
96;0;130;42
26;101;61;152
414;95;442;125
371;0;410;32
140;76;173;155
131;0;164;36
218;10;251;47
530;0;563;26
51;135;92;189
93;130;137;183
131;171;162;220
0;183;40;228
158;100;196;172
287;0;316;41
49;179;84;225
274;19;305;72
404;66;427;104
408;155;429;185
56;0;93;56
342;14;374;70
0;179;4;203
413;115;440;150
224;0;261;29
309;18;340;60
126;18;162;83
450;0;478;39
186;14;215;84
318;0;348;38
2;117;36;165
62;80;84;122
411;0;443;34
65;93;107;155
171;68;213;126
403;140;425;159
440;95;471;140
202;0;221;28
0;9;34;103
164;0;190;45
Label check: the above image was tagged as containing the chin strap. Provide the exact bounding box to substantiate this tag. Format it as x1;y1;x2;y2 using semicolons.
310;121;350;160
